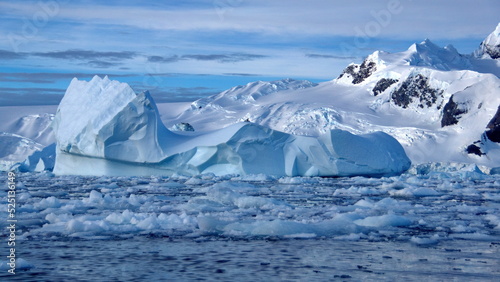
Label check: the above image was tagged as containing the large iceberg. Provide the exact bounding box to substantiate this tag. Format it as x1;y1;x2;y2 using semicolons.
52;76;410;177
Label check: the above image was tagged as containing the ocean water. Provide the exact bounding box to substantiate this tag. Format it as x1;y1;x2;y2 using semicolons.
1;168;499;281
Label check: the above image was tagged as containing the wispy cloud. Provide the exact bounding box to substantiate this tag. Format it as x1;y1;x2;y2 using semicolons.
0;49;140;69
223;73;263;77
30;49;138;68
32;50;137;60
0;72;138;84
85;60;122;68
147;53;267;64
147;86;219;103
306;53;358;60
0;50;27;60
1;1;497;39
147;55;182;63
0;87;64;106
182;53;266;63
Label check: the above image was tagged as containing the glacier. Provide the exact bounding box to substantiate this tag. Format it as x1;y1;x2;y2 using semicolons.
52;76;410;177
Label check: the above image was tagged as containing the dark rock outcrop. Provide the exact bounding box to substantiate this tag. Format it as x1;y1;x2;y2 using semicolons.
170;122;195;132
391;74;443;109
441;95;468;127
372;78;398;96
485;106;500;142
338;59;377;84
466;143;484;156
484;44;500;59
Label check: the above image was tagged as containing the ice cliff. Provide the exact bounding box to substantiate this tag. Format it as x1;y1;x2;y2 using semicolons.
52;76;410;177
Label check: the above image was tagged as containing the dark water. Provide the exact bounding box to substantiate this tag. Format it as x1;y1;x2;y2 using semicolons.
2;237;499;281
1;171;500;281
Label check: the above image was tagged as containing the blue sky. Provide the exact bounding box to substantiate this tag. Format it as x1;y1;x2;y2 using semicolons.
0;0;498;106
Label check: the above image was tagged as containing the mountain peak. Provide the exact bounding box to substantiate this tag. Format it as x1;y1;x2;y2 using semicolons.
411;39;442;53
404;38;469;70
421;38;435;45
474;22;500;59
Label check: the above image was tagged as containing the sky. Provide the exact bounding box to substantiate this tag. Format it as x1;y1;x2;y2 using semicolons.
0;0;498;106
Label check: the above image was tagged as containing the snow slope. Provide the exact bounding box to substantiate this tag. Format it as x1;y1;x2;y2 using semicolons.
0;105;56;170
52;76;410;177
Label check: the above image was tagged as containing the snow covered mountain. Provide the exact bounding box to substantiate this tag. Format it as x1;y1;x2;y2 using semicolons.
0;106;56;170
166;24;500;167
0;132;44;171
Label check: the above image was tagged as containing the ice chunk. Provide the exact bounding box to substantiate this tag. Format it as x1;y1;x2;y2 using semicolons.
354;214;412;227
18;143;55;172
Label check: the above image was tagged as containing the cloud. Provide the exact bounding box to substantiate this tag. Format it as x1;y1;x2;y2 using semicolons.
223;73;263;77
182;53;266;62
0;72;138;84
0;49;140;69
0;87;64;106
32;50;137;60
28;49;139;68
0;50;26;60
148;53;267;64
2;1;497;39
147;55;182;63
306;53;358;60
85;60;122;68
147;86;219;103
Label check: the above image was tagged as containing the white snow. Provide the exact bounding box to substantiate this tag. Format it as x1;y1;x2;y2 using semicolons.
0;133;44;171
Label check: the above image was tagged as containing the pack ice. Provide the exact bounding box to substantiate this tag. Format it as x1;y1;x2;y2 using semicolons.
52;76;410;177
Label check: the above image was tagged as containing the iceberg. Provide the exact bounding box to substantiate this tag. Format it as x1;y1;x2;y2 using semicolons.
52;76;411;177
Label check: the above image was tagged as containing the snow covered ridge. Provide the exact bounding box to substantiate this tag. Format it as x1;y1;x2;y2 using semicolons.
51;75;410;177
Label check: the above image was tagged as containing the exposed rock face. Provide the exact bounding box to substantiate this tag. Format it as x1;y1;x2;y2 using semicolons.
391;74;443;109
466;143;484;156
372;78;398;96
482;44;500;59
441;95;468;127
338;59;377;84
474;23;500;59
170;122;195;132
486;106;500;142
